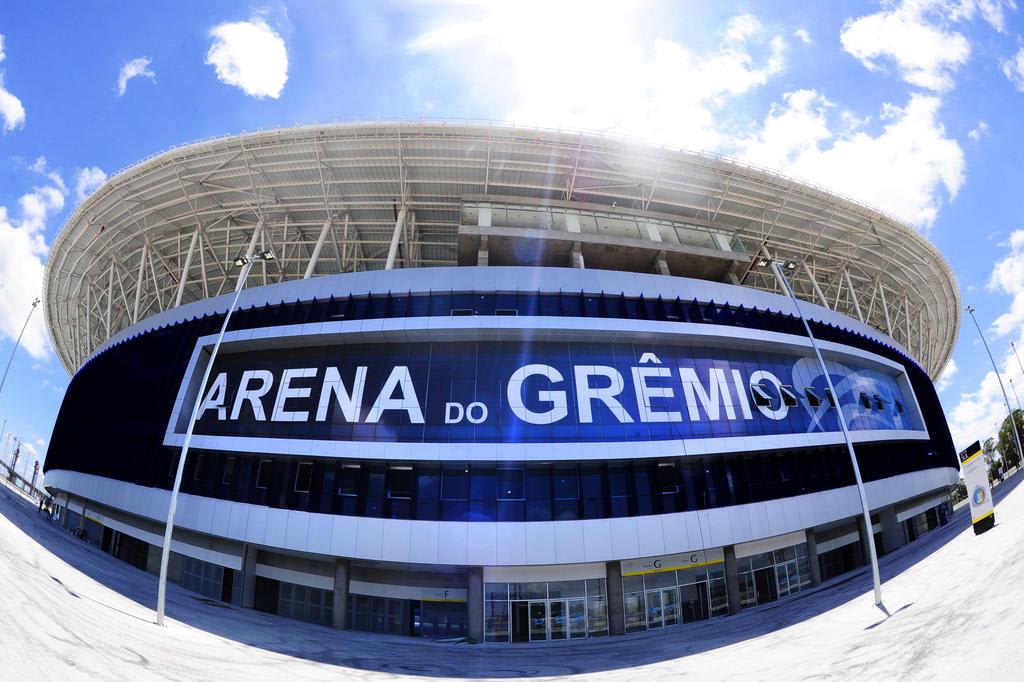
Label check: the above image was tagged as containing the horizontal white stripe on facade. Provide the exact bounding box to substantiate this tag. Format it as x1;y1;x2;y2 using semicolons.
74;504;242;570
735;530;808;559
482;562;607;583
815;530;861;555
255;563;334;591
896;492;949;523
45;467;957;569
348;580;467;602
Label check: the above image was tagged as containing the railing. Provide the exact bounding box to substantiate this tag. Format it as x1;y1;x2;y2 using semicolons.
0;458;50;504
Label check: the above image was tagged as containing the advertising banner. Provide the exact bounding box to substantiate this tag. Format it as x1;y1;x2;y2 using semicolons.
959;440;994;534
180;339;922;446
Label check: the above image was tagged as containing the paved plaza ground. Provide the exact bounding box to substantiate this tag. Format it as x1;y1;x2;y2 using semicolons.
1;475;1021;681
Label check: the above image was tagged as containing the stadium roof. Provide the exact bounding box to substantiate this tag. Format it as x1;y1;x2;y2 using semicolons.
44;121;959;378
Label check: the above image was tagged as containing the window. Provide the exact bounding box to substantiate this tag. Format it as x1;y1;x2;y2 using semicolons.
804;388;821;408
779;385;799;408
750;383;773;407
873;394;885;410
497;468;524;500
222;456;236;485
442;466;470;500
450;308;474;316
294;461;313;493
193;453;208;482
388;466;413;499
338;464;360;496
657;462;680;494
255;459;273;489
859;393;872;409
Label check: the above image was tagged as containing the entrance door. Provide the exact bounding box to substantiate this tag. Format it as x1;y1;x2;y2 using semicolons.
646;589;663;628
511;602;530;642
661;587;679;626
679;582;710;623
753;567;778;605
549;600;567;640
568;599;587;639
529;601;548;642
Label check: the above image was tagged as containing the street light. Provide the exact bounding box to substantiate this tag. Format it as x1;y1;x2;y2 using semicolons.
1011;341;1024;389
0;298;40;400
759;256;883;606
1011;378;1022;411
965;305;1024;475
155;249;275;626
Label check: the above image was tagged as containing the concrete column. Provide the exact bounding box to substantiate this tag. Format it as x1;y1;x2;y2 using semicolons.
879;506;904;554
805;529;822;586
477;235;489;267
723;545;741;615
240;544;258;609
331;558;351;630
466;566;484;643
570;242;585;269
655;252;670;276
605;561;625;636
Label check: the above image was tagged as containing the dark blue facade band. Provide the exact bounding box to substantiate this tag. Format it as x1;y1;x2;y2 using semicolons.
44;290;957;520
171;442;950;523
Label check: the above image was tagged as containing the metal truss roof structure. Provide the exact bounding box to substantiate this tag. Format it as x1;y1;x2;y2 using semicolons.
44;121;959;378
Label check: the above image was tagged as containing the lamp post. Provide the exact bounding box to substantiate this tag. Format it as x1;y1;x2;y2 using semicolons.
965;305;1024;475
0;298;40;399
155;249;274;627
758;256;883;606
1011;378;1022;411
1011;341;1024;389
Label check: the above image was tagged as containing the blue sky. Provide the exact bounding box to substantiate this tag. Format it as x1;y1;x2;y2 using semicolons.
0;0;1023;473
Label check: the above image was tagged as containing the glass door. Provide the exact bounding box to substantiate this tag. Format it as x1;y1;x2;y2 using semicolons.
529;601;548;642
645;589;663;628
661;587;679;626
511;601;530;642
549;600;567;640
568;599;588;639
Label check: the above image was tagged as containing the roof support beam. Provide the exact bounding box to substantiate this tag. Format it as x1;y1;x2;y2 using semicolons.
304;219;332;279
844;268;865;323
174;229;200;307
803;262;830;310
132;241;148;324
878;283;894;337
105;259;115;338
385;206;408;271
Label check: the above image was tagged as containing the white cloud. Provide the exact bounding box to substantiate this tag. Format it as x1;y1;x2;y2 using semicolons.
206;16;288;99
74;166;107;202
0;159;67;360
794;28;812;44
840;1;971;92
988;229;1024;337
1001;47;1024;91
840;1;1016;91
0;34;26;131
968;120;989;141
936;357;958;392
117;57;155;96
408;5;785;150
948;229;1024;450
737;91;964;228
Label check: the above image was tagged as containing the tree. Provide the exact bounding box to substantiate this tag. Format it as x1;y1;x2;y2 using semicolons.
996;409;1024;471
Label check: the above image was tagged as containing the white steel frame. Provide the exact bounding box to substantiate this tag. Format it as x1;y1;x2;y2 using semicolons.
43;122;960;378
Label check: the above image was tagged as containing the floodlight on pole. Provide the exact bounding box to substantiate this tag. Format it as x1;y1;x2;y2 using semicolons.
759;256;883;606
1012;341;1024;387
965;305;1024;475
0;298;40;400
155;249;274;627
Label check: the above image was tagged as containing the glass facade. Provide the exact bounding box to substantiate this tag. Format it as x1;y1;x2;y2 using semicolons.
736;543;813;608
180;555;224;601
484;578;608;642
170;443;951;523
622;563;728;633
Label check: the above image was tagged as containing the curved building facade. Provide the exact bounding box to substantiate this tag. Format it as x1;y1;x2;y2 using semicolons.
43;123;959;642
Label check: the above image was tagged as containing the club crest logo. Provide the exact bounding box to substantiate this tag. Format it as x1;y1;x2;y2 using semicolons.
973;486;987;506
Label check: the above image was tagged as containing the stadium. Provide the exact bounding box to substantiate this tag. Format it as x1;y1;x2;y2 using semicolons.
42;121;959;643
